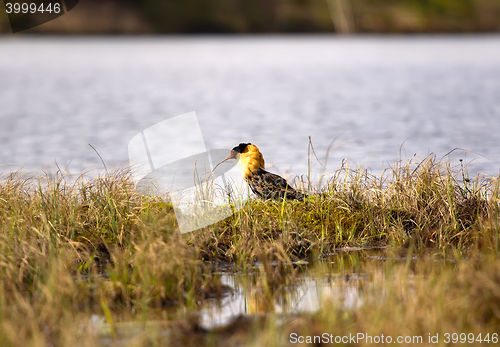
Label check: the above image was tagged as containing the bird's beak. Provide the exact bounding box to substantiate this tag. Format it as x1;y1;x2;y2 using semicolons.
213;152;237;172
223;152;236;162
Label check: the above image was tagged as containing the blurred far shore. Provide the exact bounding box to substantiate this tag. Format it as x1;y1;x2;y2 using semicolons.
1;0;500;35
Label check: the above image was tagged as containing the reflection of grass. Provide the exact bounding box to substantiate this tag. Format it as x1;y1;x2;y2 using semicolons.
0;155;499;346
247;252;500;347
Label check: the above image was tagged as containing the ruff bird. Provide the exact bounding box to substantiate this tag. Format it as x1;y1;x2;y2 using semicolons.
216;143;305;201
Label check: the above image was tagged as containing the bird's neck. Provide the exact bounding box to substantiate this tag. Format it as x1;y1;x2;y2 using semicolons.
238;147;265;180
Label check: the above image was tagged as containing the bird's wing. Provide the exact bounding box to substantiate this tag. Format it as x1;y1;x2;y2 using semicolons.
247;168;303;201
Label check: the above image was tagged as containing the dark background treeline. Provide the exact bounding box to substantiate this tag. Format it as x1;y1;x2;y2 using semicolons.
1;0;500;34
129;0;500;33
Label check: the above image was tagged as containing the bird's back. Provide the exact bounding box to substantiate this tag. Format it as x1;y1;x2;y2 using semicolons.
247;168;305;201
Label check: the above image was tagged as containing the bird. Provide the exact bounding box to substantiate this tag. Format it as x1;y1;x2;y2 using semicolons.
215;143;305;201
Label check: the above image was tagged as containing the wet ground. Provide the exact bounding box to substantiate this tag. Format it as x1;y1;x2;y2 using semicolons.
85;247;422;345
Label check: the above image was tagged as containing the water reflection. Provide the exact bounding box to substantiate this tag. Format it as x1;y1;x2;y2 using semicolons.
199;249;386;329
84;248;430;345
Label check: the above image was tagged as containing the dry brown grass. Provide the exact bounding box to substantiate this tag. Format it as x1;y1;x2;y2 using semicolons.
193;155;499;263
0;155;499;346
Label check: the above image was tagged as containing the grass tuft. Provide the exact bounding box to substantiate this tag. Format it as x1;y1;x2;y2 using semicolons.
0;155;499;346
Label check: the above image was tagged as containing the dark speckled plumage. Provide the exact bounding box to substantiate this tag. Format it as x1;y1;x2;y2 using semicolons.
247;168;305;201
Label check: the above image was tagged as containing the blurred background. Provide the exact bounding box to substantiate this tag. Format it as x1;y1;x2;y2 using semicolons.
1;0;500;179
2;0;500;34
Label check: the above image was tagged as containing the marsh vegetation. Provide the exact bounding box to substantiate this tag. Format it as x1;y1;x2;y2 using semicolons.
0;155;499;346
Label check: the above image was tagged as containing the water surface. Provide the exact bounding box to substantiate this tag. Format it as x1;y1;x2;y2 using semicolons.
1;36;499;178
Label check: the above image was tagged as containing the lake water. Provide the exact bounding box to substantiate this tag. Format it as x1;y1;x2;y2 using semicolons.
1;36;500;179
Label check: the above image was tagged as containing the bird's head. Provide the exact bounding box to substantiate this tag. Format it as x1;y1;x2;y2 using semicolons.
230;143;251;158
214;143;265;179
